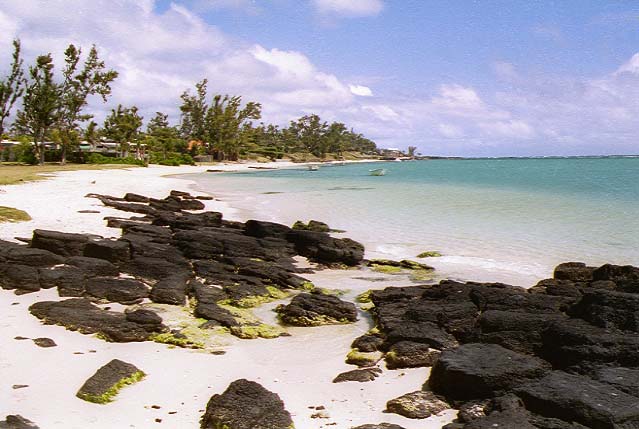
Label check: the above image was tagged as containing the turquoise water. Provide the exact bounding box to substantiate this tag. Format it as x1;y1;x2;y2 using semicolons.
185;158;639;286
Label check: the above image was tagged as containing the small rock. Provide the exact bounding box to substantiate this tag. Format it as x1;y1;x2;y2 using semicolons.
12;385;29;389
386;391;449;419
0;415;39;428
14;336;29;340
32;338;57;348
333;368;382;383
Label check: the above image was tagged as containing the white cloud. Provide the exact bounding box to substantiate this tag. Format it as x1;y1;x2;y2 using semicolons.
349;84;373;96
312;0;383;17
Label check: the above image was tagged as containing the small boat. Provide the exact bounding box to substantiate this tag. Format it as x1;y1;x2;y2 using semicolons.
307;164;319;171
369;168;386;176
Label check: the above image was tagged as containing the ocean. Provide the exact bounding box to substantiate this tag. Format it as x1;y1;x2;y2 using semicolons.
184;158;639;287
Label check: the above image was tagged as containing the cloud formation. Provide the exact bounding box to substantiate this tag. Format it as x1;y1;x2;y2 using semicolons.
2;1;639;156
312;0;384;17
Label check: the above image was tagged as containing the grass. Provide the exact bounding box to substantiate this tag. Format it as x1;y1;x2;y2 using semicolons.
0;206;31;223
0;163;139;185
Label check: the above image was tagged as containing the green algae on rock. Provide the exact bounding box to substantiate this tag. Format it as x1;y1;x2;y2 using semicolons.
76;359;145;404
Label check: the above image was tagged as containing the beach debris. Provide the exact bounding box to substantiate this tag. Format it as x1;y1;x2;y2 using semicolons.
12;385;29;389
333;367;382;383
276;292;357;326
32;337;56;348
0;415;39;428
200;379;293;429
76;359;145;404
386;391;449;419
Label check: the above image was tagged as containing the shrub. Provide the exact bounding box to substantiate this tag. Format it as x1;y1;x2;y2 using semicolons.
86;153;146;166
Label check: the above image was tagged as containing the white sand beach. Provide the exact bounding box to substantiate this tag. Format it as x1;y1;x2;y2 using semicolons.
0;163;455;429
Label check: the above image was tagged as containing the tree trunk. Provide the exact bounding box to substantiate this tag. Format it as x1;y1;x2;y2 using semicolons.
61;144;67;165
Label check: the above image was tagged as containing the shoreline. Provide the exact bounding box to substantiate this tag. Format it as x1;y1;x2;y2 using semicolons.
1;161;455;429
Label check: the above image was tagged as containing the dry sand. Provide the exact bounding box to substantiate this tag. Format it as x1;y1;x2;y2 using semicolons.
0;162;455;429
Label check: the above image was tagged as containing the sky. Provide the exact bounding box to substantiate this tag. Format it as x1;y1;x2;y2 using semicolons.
2;0;639;156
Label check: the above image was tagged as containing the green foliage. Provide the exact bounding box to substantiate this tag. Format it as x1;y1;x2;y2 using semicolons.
149;151;194;166
86;152;145;166
0;39;24;138
14;141;37;164
103;104;143;156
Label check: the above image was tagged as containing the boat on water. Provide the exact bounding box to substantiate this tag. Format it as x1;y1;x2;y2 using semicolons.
369;168;386;176
307;164;319;171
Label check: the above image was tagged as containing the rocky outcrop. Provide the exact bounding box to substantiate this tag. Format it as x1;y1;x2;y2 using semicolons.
429;343;550;400
364;261;639;428
76;359;145;404
200;379;293;429
31;229;99;257
29;299;164;342
276;292;357;326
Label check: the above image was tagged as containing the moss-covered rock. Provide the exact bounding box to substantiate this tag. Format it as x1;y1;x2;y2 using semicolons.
276;293;357;327
219;286;289;309
149;331;205;349
370;265;403;274
76;359;145;404
0;206;31;223
417;251;442;258
346;349;383;367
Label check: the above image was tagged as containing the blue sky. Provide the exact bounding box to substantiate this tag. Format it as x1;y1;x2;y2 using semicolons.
3;0;639;156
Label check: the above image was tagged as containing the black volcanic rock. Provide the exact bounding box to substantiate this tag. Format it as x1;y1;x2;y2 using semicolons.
276;292;357;326
31;229;99;257
429;343;550;400
85;277;149;304
516;371;639;429
84;239;131;263
200;379;293;429
29;298;163;342
553;262;594;282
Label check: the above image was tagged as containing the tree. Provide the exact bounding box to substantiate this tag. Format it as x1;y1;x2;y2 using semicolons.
407;146;417;157
179;79;208;142
0;39;24;139
147;111;182;159
56;44;118;164
103;104;143;158
204;94;261;160
14;54;60;165
294;114;328;157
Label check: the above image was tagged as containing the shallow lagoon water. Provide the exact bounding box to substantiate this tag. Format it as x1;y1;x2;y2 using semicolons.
185;158;639;287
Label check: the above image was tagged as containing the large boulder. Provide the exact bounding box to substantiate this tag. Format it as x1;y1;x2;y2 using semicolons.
385;341;440;369
0;264;40;292
76;359;145;403
83;239;131;264
553;262;594;282
0;241;64;266
29;298;162;342
568;289;639;331
244;220;292;239
286;230;364;266
31;229;99;257
85;277;149;305
591;367;639;397
276;292;357;326
200;379;294;429
593;264;639;292
39;265;86;296
516;371;639;429
539;318;639;370
429;343;550;400
150;273;191;305
65;256;120;277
